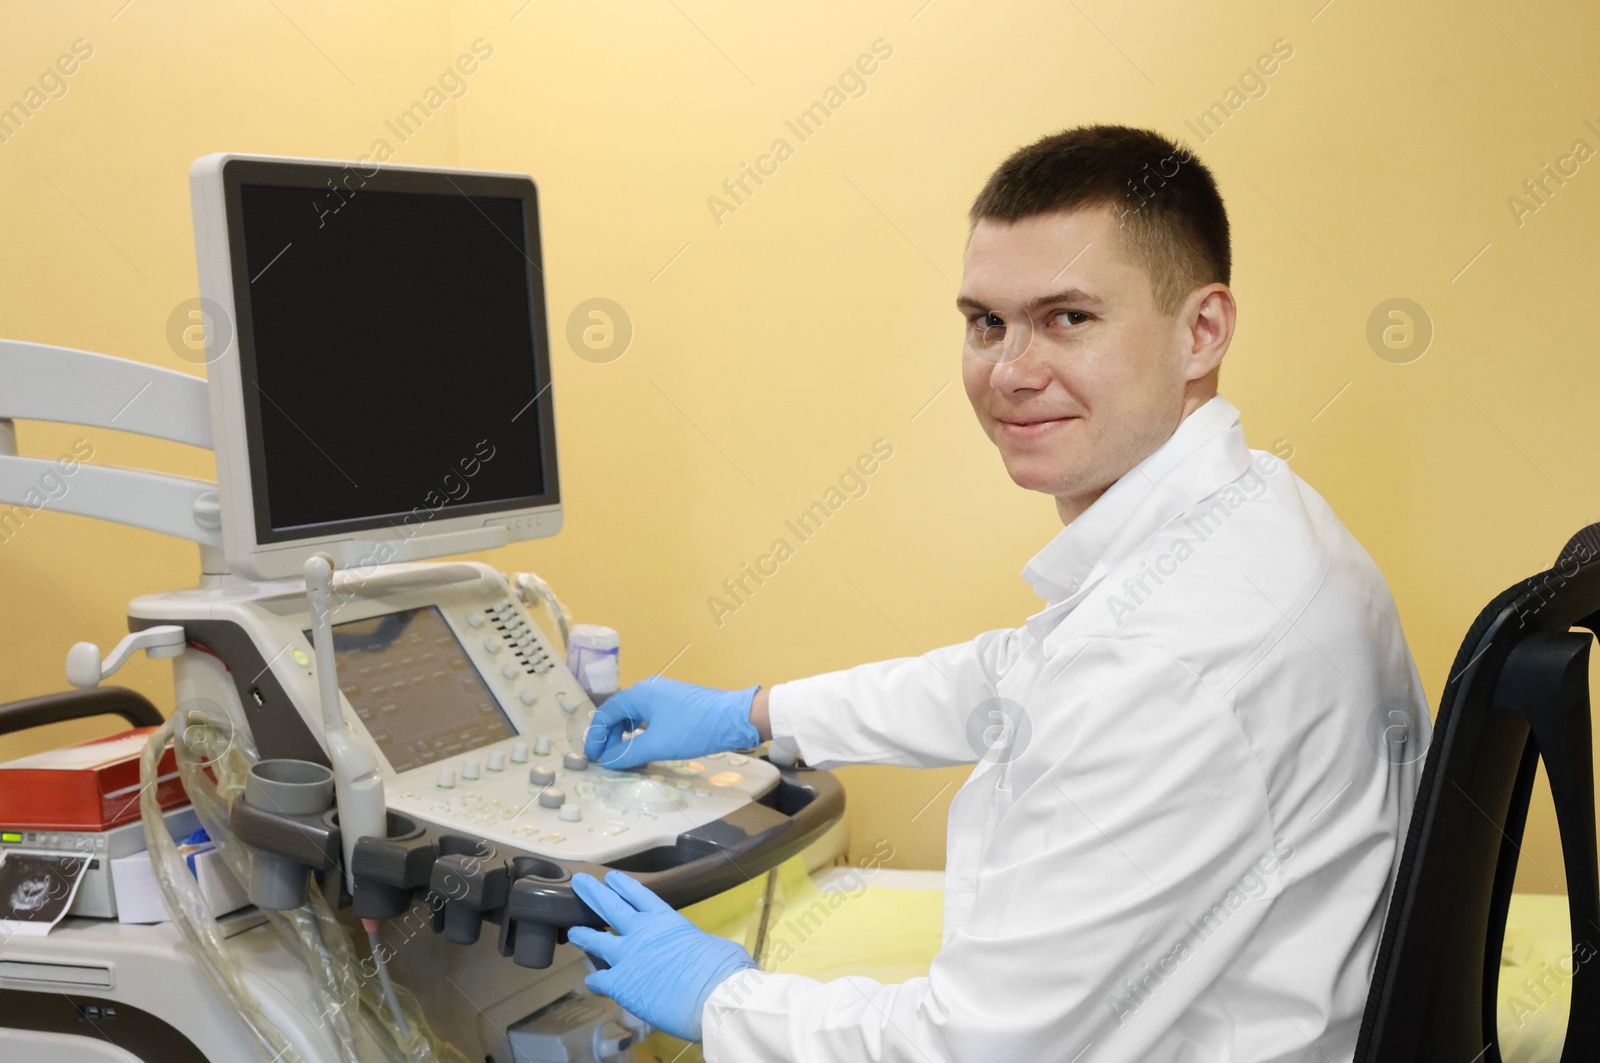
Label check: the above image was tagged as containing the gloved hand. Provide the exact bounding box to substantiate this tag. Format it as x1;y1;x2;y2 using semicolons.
582;677;760;770
569;870;757;1043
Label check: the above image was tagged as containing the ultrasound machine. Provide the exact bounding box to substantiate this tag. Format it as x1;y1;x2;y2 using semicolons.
0;154;841;1062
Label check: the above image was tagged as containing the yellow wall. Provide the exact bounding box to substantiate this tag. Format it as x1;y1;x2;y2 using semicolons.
3;1;1598;895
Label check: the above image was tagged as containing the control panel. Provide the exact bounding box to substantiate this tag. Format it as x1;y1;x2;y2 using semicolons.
393;749;773;864
133;561;843;971
132;562;781;864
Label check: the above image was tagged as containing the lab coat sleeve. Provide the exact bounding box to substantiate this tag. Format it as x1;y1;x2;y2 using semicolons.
703;638;1283;1063
765;627;1024;768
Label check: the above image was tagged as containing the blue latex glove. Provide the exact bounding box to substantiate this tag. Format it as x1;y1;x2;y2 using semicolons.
582;677;760;770
568;871;757;1043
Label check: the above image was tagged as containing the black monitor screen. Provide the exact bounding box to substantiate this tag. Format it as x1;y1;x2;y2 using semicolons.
230;167;556;543
320;606;517;774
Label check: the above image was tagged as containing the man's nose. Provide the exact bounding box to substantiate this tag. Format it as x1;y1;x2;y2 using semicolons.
988;318;1050;389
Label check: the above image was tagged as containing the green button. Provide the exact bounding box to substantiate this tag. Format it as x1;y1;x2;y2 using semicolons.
291;648;310;666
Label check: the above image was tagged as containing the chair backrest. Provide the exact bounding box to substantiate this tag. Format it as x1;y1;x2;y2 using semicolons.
1356;524;1600;1062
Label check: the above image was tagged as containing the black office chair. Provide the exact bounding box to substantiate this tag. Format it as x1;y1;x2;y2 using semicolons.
1356;525;1600;1062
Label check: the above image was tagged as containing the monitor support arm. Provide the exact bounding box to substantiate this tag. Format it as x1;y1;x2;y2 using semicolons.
0;339;225;574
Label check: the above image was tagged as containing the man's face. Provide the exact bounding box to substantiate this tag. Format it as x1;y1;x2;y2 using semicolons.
959;206;1204;519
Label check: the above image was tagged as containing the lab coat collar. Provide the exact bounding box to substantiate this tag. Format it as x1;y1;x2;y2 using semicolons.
1019;395;1251;630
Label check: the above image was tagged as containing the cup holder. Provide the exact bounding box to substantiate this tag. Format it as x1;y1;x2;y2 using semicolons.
512;856;568;883
438;833;495;858
246;759;334;816
322;807;423;842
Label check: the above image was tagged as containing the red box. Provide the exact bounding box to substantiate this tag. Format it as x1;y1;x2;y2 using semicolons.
0;728;187;831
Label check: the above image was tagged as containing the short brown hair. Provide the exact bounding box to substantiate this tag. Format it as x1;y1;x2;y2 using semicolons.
968;124;1230;315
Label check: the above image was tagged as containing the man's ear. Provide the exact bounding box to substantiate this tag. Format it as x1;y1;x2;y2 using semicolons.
1182;283;1235;383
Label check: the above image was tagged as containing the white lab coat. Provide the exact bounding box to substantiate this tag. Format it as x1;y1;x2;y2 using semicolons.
702;395;1429;1063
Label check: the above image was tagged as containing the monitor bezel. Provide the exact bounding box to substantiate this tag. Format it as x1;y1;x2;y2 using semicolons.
190;153;562;581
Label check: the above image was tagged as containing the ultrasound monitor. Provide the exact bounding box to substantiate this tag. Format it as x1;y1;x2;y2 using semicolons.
189;154;561;580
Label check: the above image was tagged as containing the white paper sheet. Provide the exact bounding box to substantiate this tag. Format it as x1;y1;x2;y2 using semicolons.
0;849;93;937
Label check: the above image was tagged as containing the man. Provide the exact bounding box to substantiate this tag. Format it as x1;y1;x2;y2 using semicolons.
568;124;1429;1062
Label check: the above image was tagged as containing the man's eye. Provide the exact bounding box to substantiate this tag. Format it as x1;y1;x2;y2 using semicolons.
1057;310;1090;326
969;312;1006;343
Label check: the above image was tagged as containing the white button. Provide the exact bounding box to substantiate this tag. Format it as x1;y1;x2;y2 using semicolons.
519;690;537;706
534;735;552;755
557;693;576;714
487;752;506;772
461;760;481;780
558;803;582;822
483;638;502;655
436;769;456;789
501;663;519;680
467;612;485;628
511;743;530;763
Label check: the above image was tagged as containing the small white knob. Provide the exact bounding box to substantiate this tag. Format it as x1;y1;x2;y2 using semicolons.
66;643;104;689
467;612;486;628
483;638;502;655
557;693;576;714
534;735;552;756
461;760;480;780
487;751;506;772
511;743;530;764
558;803;582;822
519;689;537;706
501;663;519;680
436;769;456;789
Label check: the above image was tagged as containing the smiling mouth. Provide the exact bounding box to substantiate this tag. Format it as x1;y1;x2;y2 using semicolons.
996;415;1077;442
999;415;1077;428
